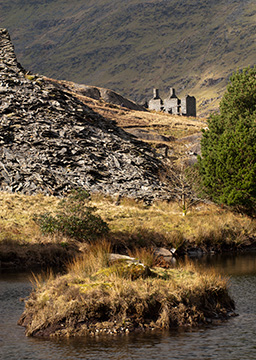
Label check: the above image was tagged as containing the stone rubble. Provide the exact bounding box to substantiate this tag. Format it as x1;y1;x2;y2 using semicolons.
0;28;173;201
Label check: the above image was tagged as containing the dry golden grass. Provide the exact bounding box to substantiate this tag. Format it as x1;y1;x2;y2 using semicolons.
127;247;155;268
19;244;234;338
0;192;60;243
66;239;112;276
89;194;256;251
0;192;79;269
0;192;255;254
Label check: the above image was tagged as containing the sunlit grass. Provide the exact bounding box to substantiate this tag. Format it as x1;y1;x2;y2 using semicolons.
0;192;255;252
19;244;234;337
90;194;256;249
0;192;60;243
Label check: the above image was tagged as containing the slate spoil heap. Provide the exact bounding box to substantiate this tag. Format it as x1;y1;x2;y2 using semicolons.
0;28;171;200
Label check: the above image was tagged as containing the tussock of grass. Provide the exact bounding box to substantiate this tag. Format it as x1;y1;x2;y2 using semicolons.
128;247;155;268
18;244;235;338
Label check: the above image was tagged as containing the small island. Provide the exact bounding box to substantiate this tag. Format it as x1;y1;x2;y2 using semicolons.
18;243;235;338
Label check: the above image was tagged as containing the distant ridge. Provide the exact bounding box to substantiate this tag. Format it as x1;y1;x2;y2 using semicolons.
1;0;255;116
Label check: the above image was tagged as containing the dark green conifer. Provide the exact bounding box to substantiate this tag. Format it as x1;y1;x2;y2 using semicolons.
198;66;256;212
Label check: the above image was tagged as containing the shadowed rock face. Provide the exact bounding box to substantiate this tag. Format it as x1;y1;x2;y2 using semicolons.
0;29;171;201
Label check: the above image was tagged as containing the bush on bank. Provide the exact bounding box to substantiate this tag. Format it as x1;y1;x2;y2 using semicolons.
33;189;109;242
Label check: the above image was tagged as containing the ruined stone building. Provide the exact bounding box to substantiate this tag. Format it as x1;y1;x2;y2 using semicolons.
148;87;196;117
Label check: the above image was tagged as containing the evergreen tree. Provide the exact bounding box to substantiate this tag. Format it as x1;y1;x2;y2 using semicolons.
198;66;256;212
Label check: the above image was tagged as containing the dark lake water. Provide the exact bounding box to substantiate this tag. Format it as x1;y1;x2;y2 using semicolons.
1;253;256;360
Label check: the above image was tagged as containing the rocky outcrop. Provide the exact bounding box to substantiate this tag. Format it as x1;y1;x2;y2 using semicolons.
60;82;146;112
0;29;171;201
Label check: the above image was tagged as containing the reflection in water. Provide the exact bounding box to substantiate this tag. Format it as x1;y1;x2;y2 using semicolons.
196;252;256;276
0;253;256;360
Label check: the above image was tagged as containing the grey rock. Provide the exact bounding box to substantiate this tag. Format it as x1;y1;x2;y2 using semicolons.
109;254;137;262
154;247;176;264
154;247;174;258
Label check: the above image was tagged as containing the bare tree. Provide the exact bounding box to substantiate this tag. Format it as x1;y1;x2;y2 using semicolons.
160;158;202;215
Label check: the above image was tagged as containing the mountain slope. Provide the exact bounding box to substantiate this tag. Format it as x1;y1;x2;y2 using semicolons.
1;0;256;116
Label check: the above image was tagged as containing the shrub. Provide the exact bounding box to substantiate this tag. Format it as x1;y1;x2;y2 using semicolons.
34;189;109;241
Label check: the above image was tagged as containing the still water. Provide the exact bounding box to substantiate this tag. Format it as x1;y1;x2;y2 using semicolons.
1;253;256;360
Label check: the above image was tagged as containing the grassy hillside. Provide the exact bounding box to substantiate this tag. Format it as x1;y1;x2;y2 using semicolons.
1;0;256;115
